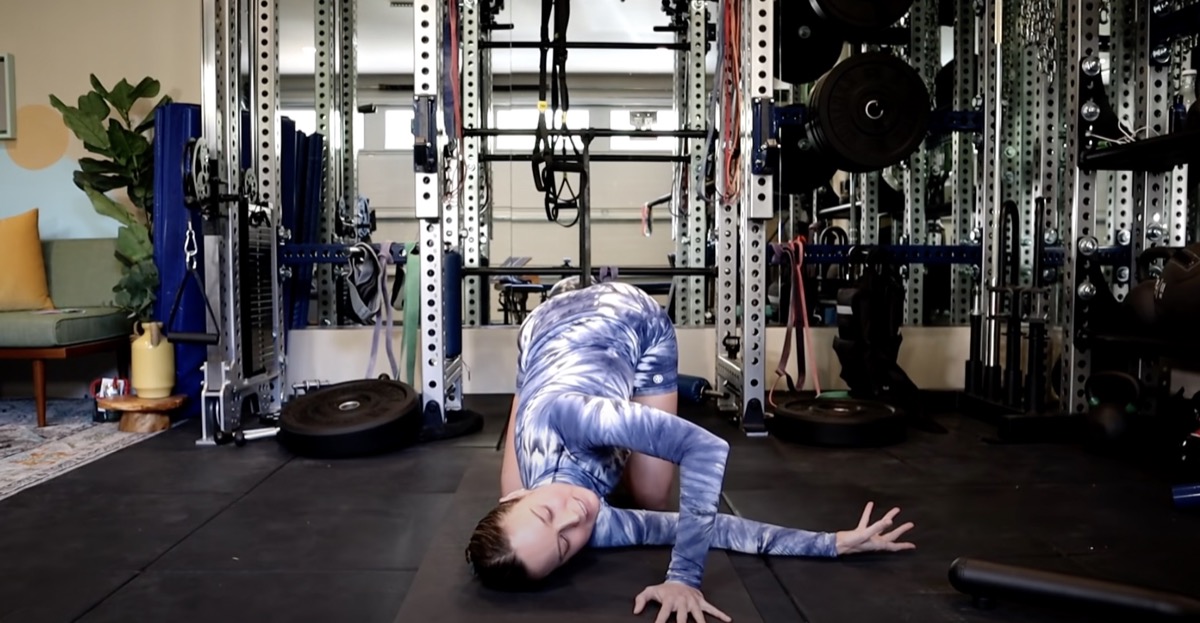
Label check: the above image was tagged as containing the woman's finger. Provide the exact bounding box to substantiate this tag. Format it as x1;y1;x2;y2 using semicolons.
634;592;647;614
857;501;874;529
704;600;733;622
882;521;915;541
654;602;672;623
865;515;894;537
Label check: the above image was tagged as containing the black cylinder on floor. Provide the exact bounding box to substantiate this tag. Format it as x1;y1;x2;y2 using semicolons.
1025;320;1047;413
965;312;982;395
948;557;1200;621
1004;302;1024;409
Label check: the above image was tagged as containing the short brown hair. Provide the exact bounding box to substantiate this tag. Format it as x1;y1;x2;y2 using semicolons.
465;500;538;591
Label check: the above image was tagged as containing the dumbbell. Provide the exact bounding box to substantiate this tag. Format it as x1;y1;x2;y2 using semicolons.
679;374;728;404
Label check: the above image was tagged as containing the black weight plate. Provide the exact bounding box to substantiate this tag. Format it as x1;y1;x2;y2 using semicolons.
807;51;931;172
281;378;417;435
767;396;907;447
775;0;846;85
809;0;914;32
778;124;839;195
278;378;422;459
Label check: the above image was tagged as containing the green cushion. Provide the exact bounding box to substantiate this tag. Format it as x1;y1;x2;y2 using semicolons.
0;307;132;348
41;238;124;309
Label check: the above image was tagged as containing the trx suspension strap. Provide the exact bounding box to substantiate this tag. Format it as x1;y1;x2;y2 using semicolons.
366;242;399;380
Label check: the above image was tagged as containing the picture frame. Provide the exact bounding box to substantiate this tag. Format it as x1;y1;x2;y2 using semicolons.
0;54;14;140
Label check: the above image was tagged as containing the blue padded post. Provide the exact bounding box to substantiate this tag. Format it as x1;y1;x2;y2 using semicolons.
279;117;298;333
152;103;205;419
444;250;463;358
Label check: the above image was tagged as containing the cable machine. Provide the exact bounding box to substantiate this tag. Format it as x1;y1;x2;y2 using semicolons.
180;0;287;444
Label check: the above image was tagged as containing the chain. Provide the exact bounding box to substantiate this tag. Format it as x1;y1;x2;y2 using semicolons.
1018;0;1057;75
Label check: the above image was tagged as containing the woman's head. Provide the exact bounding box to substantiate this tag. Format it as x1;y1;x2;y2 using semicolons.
466;483;601;589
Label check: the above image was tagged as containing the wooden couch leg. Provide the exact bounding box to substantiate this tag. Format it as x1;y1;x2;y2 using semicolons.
32;359;47;427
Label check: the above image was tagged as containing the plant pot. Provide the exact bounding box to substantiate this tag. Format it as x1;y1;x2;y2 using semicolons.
130;321;175;399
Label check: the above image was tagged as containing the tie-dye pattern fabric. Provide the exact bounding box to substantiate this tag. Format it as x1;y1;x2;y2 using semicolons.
513;282;837;590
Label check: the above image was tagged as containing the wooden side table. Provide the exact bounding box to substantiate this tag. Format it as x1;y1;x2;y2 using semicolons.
96;394;185;433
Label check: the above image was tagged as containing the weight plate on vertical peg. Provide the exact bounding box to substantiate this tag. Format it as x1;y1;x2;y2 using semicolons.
808;0;915;33
768;396;907;447
806;51;931;173
775;0;846;85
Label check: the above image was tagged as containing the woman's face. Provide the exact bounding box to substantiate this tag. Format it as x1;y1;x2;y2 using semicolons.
501;483;602;579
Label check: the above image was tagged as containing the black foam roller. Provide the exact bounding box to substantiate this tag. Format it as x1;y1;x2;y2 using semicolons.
948;557;1200;621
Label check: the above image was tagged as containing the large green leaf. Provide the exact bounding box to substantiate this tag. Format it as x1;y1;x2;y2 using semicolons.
115;225;153;266
116;258;159;321
82;184;136;228
49;95;110;150
89;75;111;100
106;78;136;119
76;169;130;193
130;77;161;102
107;121;134;167
78;157;126;175
114;121;150;157
127;184;152;214
80;142;114;159
78;92;110;121
110;120;150;158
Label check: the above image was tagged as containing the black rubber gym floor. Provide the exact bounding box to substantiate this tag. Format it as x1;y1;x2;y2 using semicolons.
2;395;1198;623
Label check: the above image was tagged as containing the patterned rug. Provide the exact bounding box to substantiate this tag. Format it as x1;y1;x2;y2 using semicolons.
0;399;162;501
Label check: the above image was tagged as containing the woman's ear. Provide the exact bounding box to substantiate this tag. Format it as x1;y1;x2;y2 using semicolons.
500;488;530;503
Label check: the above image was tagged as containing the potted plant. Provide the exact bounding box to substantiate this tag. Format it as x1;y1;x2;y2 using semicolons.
49;75;172;323
51;76;178;400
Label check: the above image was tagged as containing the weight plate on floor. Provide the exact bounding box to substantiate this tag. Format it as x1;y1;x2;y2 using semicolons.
807;51;931;173
808;0;914;32
775;0;846;85
278;378;422;459
767;396;907;447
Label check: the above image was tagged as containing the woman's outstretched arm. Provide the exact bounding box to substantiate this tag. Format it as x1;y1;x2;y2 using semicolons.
593;502;917;557
591;507;839;557
546;393;730;590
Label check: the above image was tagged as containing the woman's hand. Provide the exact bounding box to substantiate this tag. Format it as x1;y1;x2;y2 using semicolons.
633;581;732;623
835;501;916;555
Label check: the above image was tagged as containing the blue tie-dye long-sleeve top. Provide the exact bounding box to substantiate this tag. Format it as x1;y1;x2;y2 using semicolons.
512;282;838;590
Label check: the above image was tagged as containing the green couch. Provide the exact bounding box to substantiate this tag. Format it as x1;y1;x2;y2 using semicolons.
0;238;133;427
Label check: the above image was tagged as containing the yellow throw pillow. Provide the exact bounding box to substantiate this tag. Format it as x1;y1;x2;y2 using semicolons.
0;209;55;312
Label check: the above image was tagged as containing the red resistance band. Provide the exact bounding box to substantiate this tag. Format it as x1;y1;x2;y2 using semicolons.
771;237;822;409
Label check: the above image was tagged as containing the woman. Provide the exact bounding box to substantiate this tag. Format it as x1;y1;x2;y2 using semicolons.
467;279;915;622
